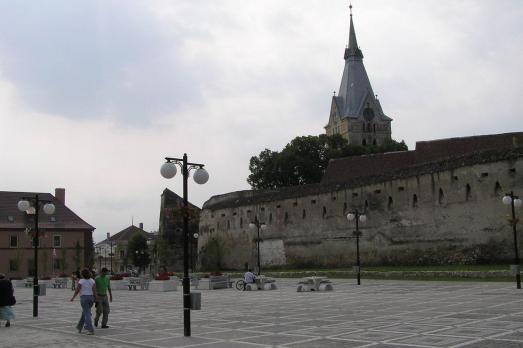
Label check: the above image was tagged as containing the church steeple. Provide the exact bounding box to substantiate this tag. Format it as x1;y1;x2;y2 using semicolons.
325;4;392;146
344;4;363;60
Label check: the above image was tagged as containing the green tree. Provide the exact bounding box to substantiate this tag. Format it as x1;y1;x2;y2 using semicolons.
127;233;151;274
247;134;407;189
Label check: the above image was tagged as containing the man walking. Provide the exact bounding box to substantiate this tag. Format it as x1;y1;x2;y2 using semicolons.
94;267;112;328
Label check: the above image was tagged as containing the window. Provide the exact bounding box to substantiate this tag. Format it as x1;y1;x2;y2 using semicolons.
240;217;243;228
343;202;347;214
302;209;306;219
9;260;18;272
9;235;18;248
53;235;62;248
412;194;418;208
388;196;393;210
120;250;125;258
466;184;471;201
322;207;327;218
53;258;61;271
494;182;502;196
31;239;40;247
284;212;289;225
438;188;445;205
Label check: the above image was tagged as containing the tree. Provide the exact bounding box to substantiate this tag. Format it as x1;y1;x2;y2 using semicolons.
127;233;151;274
247;134;408;189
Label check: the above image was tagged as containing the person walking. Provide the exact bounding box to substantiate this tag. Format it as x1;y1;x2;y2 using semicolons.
0;273;16;327
70;268;97;335
94;267;112;328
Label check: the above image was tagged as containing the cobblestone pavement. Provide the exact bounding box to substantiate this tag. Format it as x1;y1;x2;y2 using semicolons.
2;279;523;348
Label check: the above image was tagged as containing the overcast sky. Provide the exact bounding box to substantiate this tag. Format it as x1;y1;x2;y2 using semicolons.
0;0;521;242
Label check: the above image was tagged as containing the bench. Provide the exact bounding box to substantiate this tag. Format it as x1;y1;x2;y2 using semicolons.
126;277;148;290
244;275;277;291
297;276;333;292
196;275;231;290
52;278;68;288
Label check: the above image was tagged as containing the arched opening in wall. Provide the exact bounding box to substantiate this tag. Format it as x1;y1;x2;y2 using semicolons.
412;194;418;208
322;206;327;218
438;188;445;205
302;209;306;219
269;213;273;224
343;202;347;214
284;212;289;225
466;184;471;201
387;197;393;210
494;181;502;196
240;217;243;228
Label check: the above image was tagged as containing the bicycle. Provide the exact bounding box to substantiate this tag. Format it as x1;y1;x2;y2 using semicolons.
235;279;246;291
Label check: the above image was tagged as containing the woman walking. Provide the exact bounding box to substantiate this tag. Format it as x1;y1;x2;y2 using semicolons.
0;273;16;327
70;268;97;335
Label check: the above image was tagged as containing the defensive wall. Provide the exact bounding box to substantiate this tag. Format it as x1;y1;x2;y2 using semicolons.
199;133;523;269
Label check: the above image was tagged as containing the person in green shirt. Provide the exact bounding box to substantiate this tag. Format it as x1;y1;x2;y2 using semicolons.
94;267;113;328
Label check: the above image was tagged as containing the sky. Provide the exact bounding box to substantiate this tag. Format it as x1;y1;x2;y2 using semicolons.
0;0;521;242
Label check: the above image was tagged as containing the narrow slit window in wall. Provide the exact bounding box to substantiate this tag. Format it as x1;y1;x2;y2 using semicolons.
284;212;289;225
322;206;327;218
240;217;243;228
343;202;347;214
494;181;502;196
302;209;306;219
466;184;471;201
412;194;418;208
439;188;445;205
387;196;393;210
269;213;273;223
365;200;369;210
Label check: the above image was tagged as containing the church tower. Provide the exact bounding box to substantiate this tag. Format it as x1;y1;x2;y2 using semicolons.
325;5;392;146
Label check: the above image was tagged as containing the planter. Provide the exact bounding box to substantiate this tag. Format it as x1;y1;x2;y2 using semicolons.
197;275;230;290
149;280;177;292
11;279;25;288
110;280;128;290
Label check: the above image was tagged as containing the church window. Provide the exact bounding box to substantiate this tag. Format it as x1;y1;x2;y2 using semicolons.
412;194;418;208
438;188;445;205
494;182;502;196
466;184;471;201
387;196;393;210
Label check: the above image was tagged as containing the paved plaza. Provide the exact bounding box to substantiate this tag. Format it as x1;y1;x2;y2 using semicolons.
2;279;523;348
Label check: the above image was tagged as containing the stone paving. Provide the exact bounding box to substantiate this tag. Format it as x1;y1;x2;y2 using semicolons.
2;279;523;347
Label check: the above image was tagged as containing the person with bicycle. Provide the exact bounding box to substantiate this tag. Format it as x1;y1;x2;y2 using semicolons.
244;269;256;285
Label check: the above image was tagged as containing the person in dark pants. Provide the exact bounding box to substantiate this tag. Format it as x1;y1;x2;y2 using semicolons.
0;273;15;327
94;267;112;328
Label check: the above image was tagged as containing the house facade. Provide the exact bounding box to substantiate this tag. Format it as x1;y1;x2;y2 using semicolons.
0;188;95;278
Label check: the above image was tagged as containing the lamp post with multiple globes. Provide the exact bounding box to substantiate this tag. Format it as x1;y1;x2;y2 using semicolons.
17;195;55;317
161;153;209;337
502;192;522;289
346;209;367;285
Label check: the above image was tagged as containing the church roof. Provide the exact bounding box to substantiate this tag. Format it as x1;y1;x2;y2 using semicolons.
336;9;391;122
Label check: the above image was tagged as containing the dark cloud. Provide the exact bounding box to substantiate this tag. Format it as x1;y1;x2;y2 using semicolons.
0;1;203;125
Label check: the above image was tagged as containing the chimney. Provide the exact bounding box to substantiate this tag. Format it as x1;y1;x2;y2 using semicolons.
139;222;144;230
55;188;65;205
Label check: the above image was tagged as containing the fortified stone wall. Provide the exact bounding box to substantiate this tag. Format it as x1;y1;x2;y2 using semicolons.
199;136;523;270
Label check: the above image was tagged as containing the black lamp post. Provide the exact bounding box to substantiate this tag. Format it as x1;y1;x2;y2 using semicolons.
107;232;114;274
503;192;522;289
17;195;55;317
346;209;367;285
161;153;209;337
249;217;266;276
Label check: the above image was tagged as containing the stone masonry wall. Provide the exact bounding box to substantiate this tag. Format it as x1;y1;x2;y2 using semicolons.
198;155;523;269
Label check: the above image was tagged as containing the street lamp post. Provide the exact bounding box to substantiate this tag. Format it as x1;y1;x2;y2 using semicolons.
107;232;114;274
17;195;55;317
502;192;522;289
161;153;209;337
346;209;367;285
249;218;267;276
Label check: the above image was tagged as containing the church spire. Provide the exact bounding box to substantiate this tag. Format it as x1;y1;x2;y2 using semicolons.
344;4;363;60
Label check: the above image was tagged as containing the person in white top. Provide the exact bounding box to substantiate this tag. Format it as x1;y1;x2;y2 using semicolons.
70;269;97;335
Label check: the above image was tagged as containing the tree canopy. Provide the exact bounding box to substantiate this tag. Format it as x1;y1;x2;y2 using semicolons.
127;232;151;274
247;134;407;189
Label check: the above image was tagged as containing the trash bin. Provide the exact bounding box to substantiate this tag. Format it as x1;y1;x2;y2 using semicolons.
37;284;47;296
190;292;201;310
